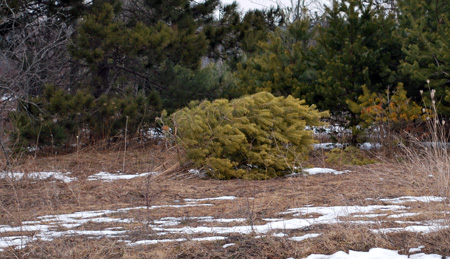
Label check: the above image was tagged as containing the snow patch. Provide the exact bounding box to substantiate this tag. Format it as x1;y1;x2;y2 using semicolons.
0;236;33;251
184;196;237;203
302;248;445;259
304;168;351;175
352;213;387;218
314;143;345;150
0;171;76;183
287;168;351;177
409;245;425;253
1;195;450;254
290;233;321;242
223;243;235;248
127;236;226;246
388;213;420;218
313;142;382;150
359;142;382;150
373;225;448;234
87;171;158;181
380;196;446;204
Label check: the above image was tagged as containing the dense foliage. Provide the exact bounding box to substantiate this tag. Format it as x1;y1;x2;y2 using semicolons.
170;92;327;179
348;84;428;144
1;0;450;159
9;85;161;151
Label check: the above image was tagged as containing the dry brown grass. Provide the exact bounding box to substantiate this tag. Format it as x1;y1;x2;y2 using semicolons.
1;140;450;258
2;238;126;259
301;225;395;255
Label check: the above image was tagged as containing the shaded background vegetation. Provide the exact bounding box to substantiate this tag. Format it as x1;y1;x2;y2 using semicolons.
0;0;449;153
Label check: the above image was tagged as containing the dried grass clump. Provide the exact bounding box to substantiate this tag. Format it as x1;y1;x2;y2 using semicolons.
400;90;450;199
421;228;450;255
2;238;125;259
302;225;393;256
167;235;302;259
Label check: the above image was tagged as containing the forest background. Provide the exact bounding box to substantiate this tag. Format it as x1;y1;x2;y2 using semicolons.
0;0;449;158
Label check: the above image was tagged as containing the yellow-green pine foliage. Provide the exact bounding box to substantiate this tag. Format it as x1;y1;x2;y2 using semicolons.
235;19;314;99
171;92;328;180
347;83;427;133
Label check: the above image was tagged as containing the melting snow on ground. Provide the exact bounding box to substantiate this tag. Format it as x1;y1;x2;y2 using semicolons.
304;168;351;175
380;196;446;204
0;171;76;183
0;167;351;184
313;142;382;150
0;171;160;183
302;248;447;259
287;168;351;177
1;195;449;257
87;171;158;181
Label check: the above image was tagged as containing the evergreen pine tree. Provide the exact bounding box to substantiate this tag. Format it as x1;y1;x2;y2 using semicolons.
398;0;450;115
314;0;402;116
235;18;317;100
170;92;328;179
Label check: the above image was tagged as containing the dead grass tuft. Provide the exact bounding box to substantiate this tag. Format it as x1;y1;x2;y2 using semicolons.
164;235;303;259
302;224;393;255
2;238;125;259
421;228;450;255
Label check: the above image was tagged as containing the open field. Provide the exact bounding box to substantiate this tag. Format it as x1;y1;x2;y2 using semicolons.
1;144;450;258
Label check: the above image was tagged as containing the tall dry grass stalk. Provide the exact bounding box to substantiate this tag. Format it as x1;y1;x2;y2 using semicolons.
401;88;450;200
123;115;129;173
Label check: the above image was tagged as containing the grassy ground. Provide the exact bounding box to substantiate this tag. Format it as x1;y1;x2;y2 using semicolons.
1;143;450;258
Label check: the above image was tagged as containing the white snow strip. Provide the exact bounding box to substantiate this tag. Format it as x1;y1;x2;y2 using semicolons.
352;213;387;218
302;248;446;259
410;254;444;259
373;225;449;234
151;204;213;209
87;171;158;181
128;238;187;246
314;143;345;150
184;196;236;203
380;196;446;204
307;125;352;136
409;245;425;253
346;220;380;225
286;168;351;177
263;218;284;222
0;225;51;233
188;169;201;175
127;236;226;246
313;142;383;150
280;205;407;218
304;168;351;175
388;213;420;218
290;233;321;242
272;232;288;237
2;196;450;253
60;230;127;236
192;236;226;242
156;205;407;236
151;216;246;227
147;128;165;139
0;171;76;183
359;142;382;150
0;236;33;251
199;218;247;223
223;243;235;248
